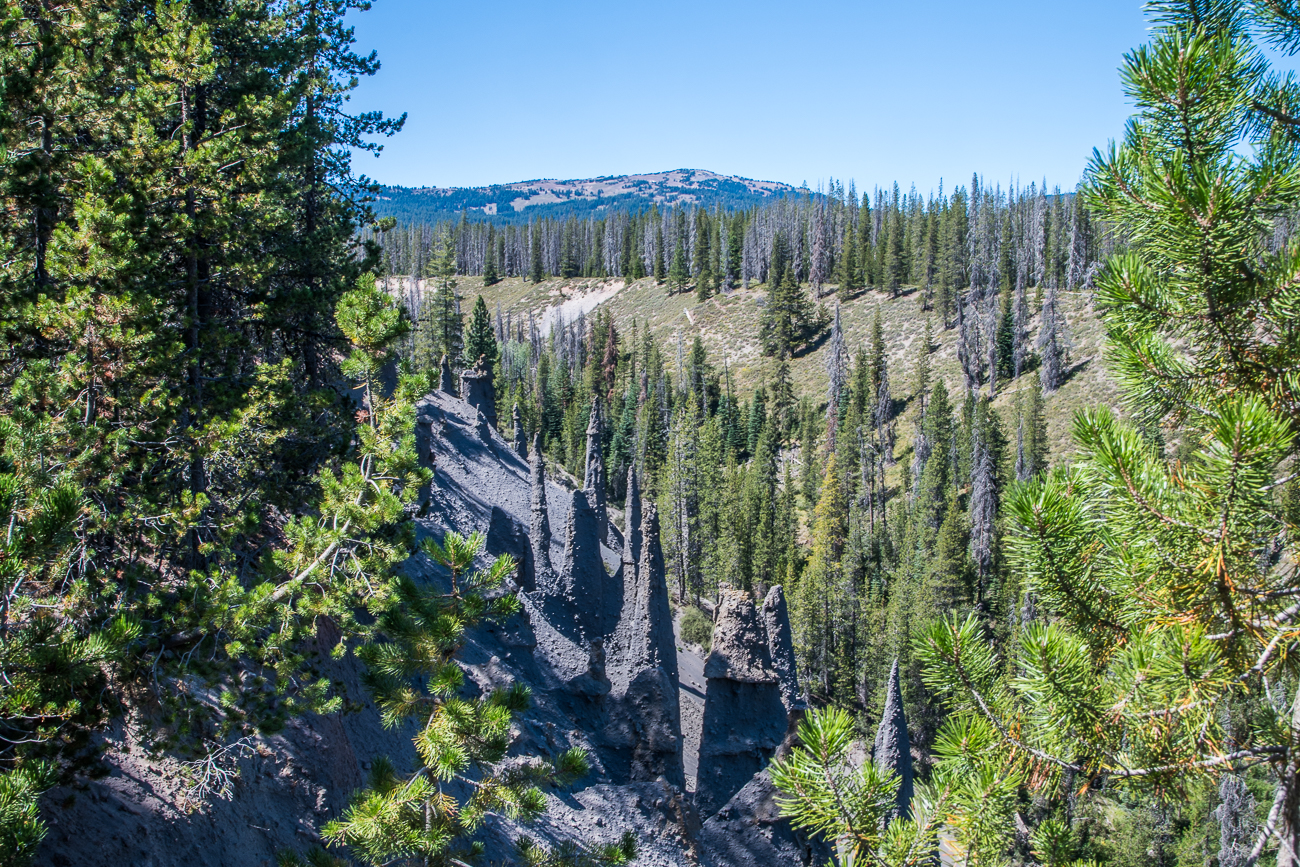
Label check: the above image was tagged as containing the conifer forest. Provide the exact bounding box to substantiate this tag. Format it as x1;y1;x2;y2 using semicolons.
2;1;1300;866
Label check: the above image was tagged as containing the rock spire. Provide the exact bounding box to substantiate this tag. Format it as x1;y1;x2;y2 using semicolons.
873;658;913;821
529;433;551;581
583;399;607;545
460;359;496;427
553;489;605;641
697;589;787;816
622;467;642;573
512;403;527;458
438;354;455;394
762;585;805;715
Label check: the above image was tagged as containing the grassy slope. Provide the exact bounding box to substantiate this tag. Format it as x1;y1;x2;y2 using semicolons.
450;274;1118;467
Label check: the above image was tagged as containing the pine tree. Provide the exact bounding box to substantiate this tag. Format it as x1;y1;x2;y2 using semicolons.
794;453;846;696
464;294;499;372
429;236;464;368
654;222;667;283
919;5;1300;861
0;4;445;851
530;224;545;283
668;231;688;292
325;530;635;867
759;234;827;359
663;403;702;601
483;225;501;286
825;305;848;449
695;209;714;301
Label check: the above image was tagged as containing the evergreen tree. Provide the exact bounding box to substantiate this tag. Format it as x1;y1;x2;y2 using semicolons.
464;294;499;372
654;222;667;283
794;453;846;697
483;224;501;286
668;231;689;292
325;531;635;867
919;5;1300;861
429;235;464;369
663;403;702;601
0;4;447;850
695;209;714;301
529;224;545;283
759;234;827;359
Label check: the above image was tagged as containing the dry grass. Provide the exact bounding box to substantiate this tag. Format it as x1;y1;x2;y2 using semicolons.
456;274;1118;468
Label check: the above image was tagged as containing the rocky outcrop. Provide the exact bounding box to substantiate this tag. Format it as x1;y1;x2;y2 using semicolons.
603;497;684;788
761;585;805;716
699;770;830;867
512;403;526;458
41;385;814;867
583;399;607;545
460;360;496;427
486;505;533;591
696;589;787;817
874;658;913;820
637;503;676;681
545;489;606;642
612;468;643;677
622;467;642;574
529;433;552;581
438;354;455;394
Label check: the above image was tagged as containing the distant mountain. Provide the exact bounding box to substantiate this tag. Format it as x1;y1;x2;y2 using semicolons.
369;169;805;224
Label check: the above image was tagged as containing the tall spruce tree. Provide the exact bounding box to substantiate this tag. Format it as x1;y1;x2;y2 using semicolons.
463;294;499;372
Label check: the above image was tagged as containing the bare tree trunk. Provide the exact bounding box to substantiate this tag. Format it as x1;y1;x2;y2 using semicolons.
1253;686;1300;867
1276;686;1300;866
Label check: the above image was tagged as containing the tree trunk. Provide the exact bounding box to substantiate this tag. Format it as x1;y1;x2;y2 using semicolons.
1276;685;1300;866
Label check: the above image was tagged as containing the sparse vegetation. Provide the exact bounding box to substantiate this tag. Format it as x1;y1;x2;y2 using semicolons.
680;607;714;653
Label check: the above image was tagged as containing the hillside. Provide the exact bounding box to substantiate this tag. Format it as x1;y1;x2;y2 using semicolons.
34;388;822;866
394;272;1117;465
371;169;805;224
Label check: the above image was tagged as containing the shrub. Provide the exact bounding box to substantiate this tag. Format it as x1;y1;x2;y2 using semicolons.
680;607;713;653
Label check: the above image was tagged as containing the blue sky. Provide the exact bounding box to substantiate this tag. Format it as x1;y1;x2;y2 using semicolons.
346;0;1150;194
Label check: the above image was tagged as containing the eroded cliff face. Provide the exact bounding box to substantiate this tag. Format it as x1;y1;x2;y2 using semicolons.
35;390;821;867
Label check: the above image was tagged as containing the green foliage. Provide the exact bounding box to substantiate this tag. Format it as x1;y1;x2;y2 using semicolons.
758;234;829;359
772;707;1019;866
0;0;430;848
0;764;58;867
679;607;713;652
915;1;1300;859
325;530;629;866
463;294;499;371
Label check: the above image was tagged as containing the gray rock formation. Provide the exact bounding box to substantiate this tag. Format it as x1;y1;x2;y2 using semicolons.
38;386;809;867
474;407;490;441
583;399;607;545
438;354;455;394
617;666;684;786
761;585;805;715
699;770;831;867
568;638;611;697
611;469;643;673
529;433;552;581
873;658;913;821
460;360;496;427
696;589;788;817
638;503;676;681
512;403;527;458
602;497;684;789
622;467;642;573
485;504;533;591
548;489;606;642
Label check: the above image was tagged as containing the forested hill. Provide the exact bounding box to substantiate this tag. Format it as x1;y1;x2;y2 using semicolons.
371;169;803;224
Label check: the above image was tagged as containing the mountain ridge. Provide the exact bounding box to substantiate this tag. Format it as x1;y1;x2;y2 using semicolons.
371;168;807;224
